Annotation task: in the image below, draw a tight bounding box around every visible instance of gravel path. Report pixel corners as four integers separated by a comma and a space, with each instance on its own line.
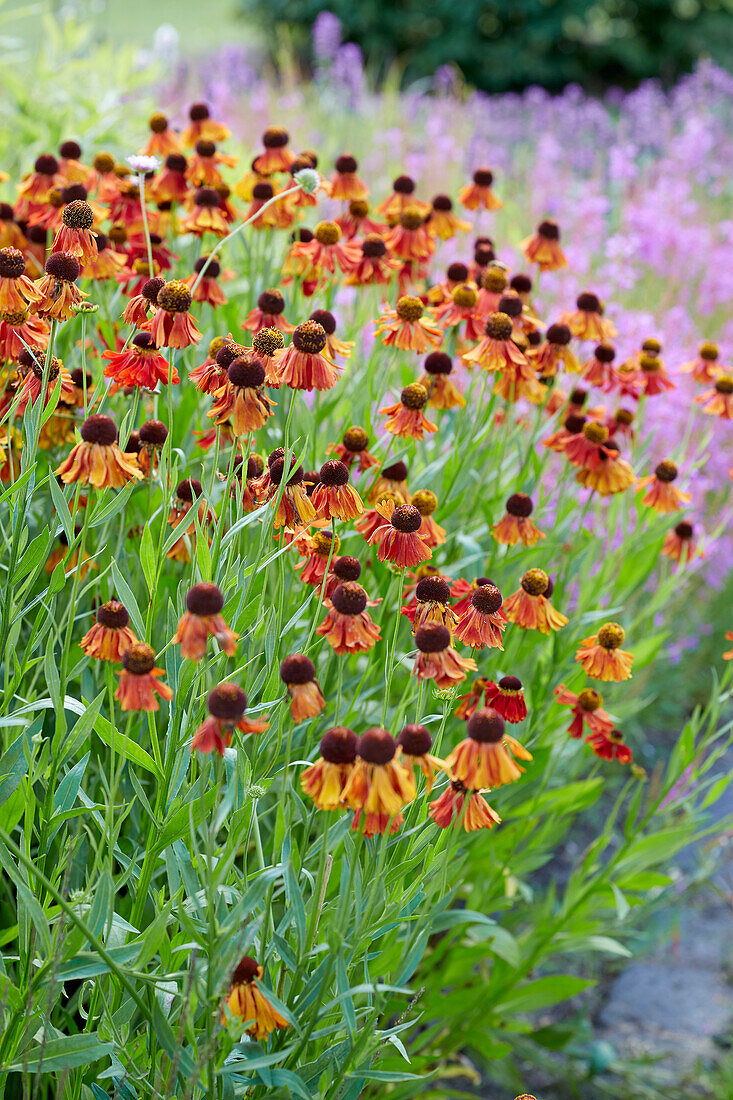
596, 751, 733, 1083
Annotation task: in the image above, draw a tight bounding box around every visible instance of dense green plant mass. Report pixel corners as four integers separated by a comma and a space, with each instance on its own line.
0, 23, 732, 1100
242, 0, 733, 92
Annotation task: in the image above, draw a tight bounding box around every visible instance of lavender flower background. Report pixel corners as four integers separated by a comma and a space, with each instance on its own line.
160, 18, 732, 660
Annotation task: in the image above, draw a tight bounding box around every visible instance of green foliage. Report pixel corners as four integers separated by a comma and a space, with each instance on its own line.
242, 0, 733, 92
0, 25, 731, 1100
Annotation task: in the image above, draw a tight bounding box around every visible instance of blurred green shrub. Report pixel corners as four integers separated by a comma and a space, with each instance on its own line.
242, 0, 733, 92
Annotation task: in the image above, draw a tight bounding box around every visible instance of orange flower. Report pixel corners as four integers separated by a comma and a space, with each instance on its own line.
44, 527, 95, 578
446, 707, 532, 787
55, 414, 143, 490
122, 275, 164, 326
0, 248, 43, 312
586, 727, 633, 764
723, 632, 733, 661
317, 582, 381, 655
454, 677, 492, 720
51, 200, 98, 264
266, 458, 317, 531
575, 622, 634, 682
14, 153, 62, 218
115, 642, 173, 712
80, 600, 137, 662
297, 529, 339, 587
397, 723, 446, 793
150, 280, 201, 349
174, 583, 238, 662
375, 296, 443, 353
401, 574, 457, 634
462, 312, 528, 373
226, 452, 265, 512
661, 519, 704, 567
191, 683, 268, 755
695, 374, 733, 419
375, 176, 431, 222
542, 412, 586, 454
16, 355, 76, 414
554, 684, 615, 739
102, 332, 177, 390
241, 288, 294, 335
182, 187, 229, 237
454, 583, 507, 651
458, 168, 502, 211
323, 554, 364, 601
243, 180, 292, 229
563, 420, 613, 469
34, 252, 88, 320
484, 676, 527, 724
329, 154, 369, 201
150, 153, 189, 204
280, 654, 326, 722
427, 193, 471, 238
412, 623, 477, 689
290, 220, 361, 277
503, 569, 568, 634
450, 576, 495, 616
346, 234, 401, 286
417, 350, 465, 409
341, 728, 416, 836
532, 323, 579, 378
185, 256, 229, 307
0, 309, 49, 362
636, 460, 690, 514
561, 292, 616, 342
433, 283, 485, 342
384, 206, 435, 263
492, 493, 546, 547
520, 219, 567, 271
208, 357, 276, 435
605, 360, 643, 400
181, 102, 231, 146
252, 125, 296, 174
80, 233, 127, 281
581, 343, 617, 387
142, 112, 182, 157
429, 780, 501, 832
327, 425, 379, 471
680, 341, 725, 385
308, 308, 354, 360
380, 383, 437, 441
575, 440, 636, 496
475, 264, 509, 315
166, 477, 212, 562
311, 459, 364, 521
368, 460, 410, 505
366, 500, 432, 569
136, 419, 168, 477
222, 955, 289, 1038
301, 726, 358, 809
428, 260, 471, 304
637, 352, 675, 397
411, 489, 446, 548
271, 320, 341, 391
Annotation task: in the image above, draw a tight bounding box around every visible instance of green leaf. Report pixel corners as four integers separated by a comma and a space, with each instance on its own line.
9, 1033, 114, 1072
110, 559, 146, 638
139, 521, 157, 595
0, 732, 29, 804
495, 975, 595, 1014
93, 710, 162, 781
11, 529, 51, 585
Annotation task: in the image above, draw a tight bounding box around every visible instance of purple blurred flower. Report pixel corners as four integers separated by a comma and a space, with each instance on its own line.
313, 11, 342, 63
